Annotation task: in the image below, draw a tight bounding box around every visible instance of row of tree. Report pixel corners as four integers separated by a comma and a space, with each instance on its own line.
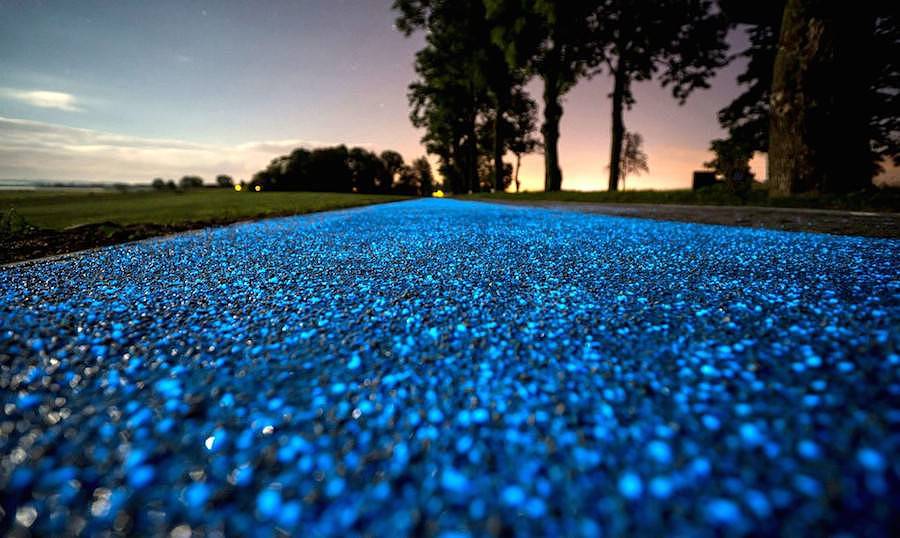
151, 175, 235, 190
395, 0, 728, 194
249, 145, 436, 196
395, 0, 897, 196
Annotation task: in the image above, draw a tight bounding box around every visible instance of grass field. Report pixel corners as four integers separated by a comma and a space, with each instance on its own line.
0, 189, 408, 231
467, 184, 900, 212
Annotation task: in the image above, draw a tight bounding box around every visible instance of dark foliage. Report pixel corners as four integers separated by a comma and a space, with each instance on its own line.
250, 145, 433, 196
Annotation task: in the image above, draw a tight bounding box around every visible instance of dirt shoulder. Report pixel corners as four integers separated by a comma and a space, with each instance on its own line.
485, 200, 900, 239
1, 218, 263, 266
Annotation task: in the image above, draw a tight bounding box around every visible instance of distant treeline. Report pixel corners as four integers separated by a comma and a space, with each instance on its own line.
151, 175, 234, 190
150, 147, 437, 196
249, 145, 436, 196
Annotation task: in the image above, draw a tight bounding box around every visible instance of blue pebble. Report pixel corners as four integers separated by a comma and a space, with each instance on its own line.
649, 476, 673, 499
471, 408, 490, 423
128, 465, 155, 488
647, 440, 672, 464
278, 501, 302, 527
441, 468, 469, 494
17, 393, 41, 410
618, 472, 643, 500
701, 414, 721, 431
797, 439, 821, 459
706, 498, 743, 526
739, 423, 763, 446
184, 483, 212, 508
857, 448, 885, 472
257, 489, 282, 520
501, 485, 526, 506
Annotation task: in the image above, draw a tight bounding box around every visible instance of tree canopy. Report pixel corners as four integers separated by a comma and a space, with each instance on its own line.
249, 145, 434, 196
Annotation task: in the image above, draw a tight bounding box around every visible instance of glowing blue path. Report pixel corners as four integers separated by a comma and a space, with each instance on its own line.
2, 199, 898, 536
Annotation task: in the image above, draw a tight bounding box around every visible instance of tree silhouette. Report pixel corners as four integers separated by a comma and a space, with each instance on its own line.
588, 0, 728, 192
248, 145, 410, 194
412, 157, 435, 196
179, 176, 204, 189
715, 1, 784, 157
397, 0, 491, 194
215, 175, 234, 188
617, 131, 649, 191
505, 88, 540, 192
487, 0, 595, 191
348, 147, 385, 194
704, 137, 754, 197
379, 150, 406, 190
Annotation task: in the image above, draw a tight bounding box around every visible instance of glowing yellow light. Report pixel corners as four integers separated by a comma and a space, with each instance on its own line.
433, 190, 445, 198
254, 185, 261, 192
234, 184, 242, 192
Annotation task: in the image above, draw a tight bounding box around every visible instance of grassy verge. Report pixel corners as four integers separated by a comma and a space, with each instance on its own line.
1, 189, 407, 263
467, 184, 900, 212
0, 189, 408, 230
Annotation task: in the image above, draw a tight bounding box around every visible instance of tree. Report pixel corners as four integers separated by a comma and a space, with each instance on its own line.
397, 0, 487, 194
307, 146, 352, 192
380, 150, 406, 186
397, 0, 523, 194
151, 177, 166, 190
249, 145, 407, 193
412, 157, 435, 196
487, 0, 596, 191
715, 1, 784, 158
393, 165, 420, 195
505, 88, 541, 192
348, 147, 387, 194
718, 1, 898, 194
769, 0, 877, 194
215, 174, 234, 188
616, 131, 649, 190
179, 175, 204, 189
704, 137, 753, 196
589, 0, 729, 191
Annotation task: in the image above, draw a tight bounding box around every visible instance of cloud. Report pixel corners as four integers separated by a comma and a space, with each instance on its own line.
0, 116, 369, 183
4, 89, 82, 112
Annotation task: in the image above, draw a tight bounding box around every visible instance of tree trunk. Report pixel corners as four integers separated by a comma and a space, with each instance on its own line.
493, 103, 505, 192
608, 61, 627, 192
542, 65, 563, 192
450, 141, 463, 194
464, 108, 479, 193
514, 153, 521, 193
768, 0, 874, 195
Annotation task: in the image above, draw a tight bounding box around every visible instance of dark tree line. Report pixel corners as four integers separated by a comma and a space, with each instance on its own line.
397, 0, 897, 196
151, 176, 208, 190
249, 145, 435, 196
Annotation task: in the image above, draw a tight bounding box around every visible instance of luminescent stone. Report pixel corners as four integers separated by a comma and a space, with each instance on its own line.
0, 199, 896, 535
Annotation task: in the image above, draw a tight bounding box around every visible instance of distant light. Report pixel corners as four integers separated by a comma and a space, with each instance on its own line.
234, 184, 242, 192
254, 185, 261, 192
433, 190, 444, 198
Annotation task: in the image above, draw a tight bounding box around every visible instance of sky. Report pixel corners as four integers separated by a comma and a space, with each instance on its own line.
1, 0, 894, 190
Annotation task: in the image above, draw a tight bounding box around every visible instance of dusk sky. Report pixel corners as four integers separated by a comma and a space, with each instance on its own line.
2, 0, 892, 190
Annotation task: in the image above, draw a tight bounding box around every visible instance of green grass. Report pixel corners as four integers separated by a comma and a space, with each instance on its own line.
0, 189, 408, 231
467, 184, 900, 212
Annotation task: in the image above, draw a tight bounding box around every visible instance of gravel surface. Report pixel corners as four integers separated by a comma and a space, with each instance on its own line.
2, 199, 898, 536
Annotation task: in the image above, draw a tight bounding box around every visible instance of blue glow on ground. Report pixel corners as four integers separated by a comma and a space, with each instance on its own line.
1, 199, 898, 535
